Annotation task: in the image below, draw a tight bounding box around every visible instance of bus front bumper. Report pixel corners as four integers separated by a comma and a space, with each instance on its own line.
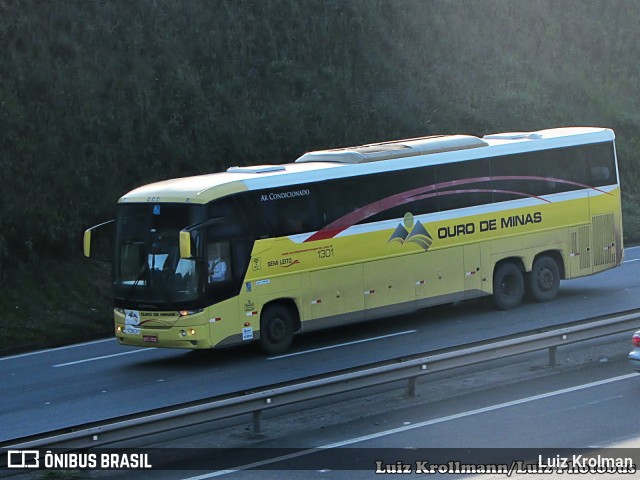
115, 324, 212, 349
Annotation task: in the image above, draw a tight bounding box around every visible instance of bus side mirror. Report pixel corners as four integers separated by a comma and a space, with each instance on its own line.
83, 220, 114, 262
83, 229, 92, 258
179, 230, 193, 259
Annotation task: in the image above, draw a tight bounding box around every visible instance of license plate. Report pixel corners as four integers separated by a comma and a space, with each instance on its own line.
143, 335, 158, 343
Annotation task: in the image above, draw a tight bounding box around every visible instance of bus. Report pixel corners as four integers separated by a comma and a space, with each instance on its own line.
84, 127, 623, 354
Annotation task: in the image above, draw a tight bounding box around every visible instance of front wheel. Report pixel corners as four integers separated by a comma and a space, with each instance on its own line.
259, 304, 295, 355
493, 262, 524, 310
527, 256, 560, 302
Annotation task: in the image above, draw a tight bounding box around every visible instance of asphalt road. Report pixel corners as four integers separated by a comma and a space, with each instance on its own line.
68, 331, 640, 480
1, 247, 639, 442
180, 358, 640, 480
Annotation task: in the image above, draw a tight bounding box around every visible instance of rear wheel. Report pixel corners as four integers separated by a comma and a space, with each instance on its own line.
493, 262, 524, 310
527, 256, 560, 302
259, 304, 295, 355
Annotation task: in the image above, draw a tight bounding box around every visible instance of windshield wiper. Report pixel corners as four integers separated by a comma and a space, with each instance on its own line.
122, 259, 150, 306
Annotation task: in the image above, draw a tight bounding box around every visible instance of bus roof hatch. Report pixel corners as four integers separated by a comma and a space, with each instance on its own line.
295, 135, 488, 164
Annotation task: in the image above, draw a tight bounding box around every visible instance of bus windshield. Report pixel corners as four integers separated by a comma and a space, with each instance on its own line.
113, 203, 205, 309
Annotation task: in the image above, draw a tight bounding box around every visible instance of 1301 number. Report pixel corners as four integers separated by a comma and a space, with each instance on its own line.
317, 248, 334, 259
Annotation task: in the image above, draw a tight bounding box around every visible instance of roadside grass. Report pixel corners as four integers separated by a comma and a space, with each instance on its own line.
0, 257, 112, 353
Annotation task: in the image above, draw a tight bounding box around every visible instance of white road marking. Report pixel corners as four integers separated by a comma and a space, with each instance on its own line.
267, 330, 417, 360
623, 245, 639, 263
181, 372, 639, 478
0, 338, 115, 362
53, 348, 154, 367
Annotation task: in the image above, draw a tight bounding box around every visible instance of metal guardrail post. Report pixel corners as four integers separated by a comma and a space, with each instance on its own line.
407, 377, 417, 397
252, 410, 262, 434
549, 346, 557, 366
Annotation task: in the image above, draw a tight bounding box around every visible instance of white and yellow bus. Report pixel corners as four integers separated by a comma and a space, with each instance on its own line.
84, 127, 623, 354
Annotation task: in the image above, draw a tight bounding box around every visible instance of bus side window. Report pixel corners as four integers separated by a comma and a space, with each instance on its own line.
207, 241, 231, 283
590, 166, 610, 182
586, 142, 616, 186
322, 179, 373, 224
436, 158, 493, 210
253, 188, 323, 236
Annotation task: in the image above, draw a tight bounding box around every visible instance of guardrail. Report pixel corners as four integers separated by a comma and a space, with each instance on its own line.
2, 309, 639, 453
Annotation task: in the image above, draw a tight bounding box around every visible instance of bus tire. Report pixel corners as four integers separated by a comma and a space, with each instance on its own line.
259, 304, 295, 355
527, 256, 560, 302
493, 262, 524, 310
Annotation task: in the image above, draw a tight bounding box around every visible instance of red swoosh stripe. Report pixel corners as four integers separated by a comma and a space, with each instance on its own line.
304, 176, 608, 242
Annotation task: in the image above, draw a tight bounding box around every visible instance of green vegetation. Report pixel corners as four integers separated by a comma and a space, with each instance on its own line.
1, 0, 639, 351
